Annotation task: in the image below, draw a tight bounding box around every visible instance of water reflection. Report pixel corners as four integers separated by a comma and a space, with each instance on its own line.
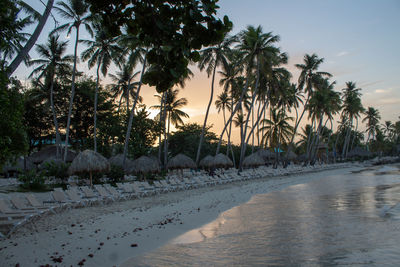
129, 166, 400, 266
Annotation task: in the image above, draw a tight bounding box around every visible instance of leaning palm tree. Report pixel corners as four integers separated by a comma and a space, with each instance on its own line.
80, 23, 123, 152
52, 0, 92, 162
195, 34, 236, 166
362, 107, 381, 143
28, 35, 73, 158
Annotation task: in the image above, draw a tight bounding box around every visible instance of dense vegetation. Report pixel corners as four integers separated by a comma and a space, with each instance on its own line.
1, 0, 399, 174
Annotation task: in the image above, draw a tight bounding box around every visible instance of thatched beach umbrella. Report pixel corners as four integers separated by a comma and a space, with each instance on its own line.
167, 154, 196, 170
131, 155, 160, 174
243, 153, 265, 168
29, 146, 77, 164
68, 150, 110, 186
108, 153, 134, 172
199, 155, 214, 169
213, 153, 233, 168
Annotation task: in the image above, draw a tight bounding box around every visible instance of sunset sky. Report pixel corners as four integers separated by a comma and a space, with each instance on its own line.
15, 0, 400, 144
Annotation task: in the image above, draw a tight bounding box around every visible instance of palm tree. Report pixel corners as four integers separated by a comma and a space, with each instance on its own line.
285, 53, 331, 159
28, 35, 73, 158
215, 90, 231, 131
152, 88, 189, 166
362, 107, 381, 143
341, 81, 364, 157
7, 0, 54, 77
52, 0, 92, 161
260, 109, 293, 149
382, 121, 395, 141
195, 34, 236, 166
108, 64, 140, 113
81, 23, 123, 152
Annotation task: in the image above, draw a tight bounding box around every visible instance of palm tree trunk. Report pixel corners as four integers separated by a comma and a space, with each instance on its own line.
7, 0, 54, 77
216, 67, 252, 155
251, 99, 255, 153
93, 61, 101, 152
285, 95, 309, 164
63, 25, 80, 162
350, 118, 358, 151
245, 99, 267, 145
196, 61, 217, 166
342, 119, 352, 158
256, 99, 262, 148
164, 112, 171, 167
239, 59, 260, 170
158, 92, 165, 164
122, 54, 147, 166
49, 77, 61, 159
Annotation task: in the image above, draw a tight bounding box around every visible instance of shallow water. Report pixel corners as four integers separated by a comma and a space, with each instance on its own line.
130, 165, 400, 266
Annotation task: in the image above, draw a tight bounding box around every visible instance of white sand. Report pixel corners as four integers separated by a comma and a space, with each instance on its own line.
0, 164, 365, 266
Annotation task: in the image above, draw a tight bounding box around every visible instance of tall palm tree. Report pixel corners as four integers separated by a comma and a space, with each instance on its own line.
81, 23, 123, 152
341, 81, 364, 157
234, 26, 284, 170
285, 53, 331, 158
52, 0, 92, 161
362, 107, 381, 143
28, 35, 73, 158
195, 34, 236, 166
382, 121, 395, 141
152, 88, 189, 165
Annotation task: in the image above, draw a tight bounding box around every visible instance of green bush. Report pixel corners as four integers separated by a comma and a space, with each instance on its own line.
106, 164, 125, 183
18, 170, 47, 190
41, 161, 70, 182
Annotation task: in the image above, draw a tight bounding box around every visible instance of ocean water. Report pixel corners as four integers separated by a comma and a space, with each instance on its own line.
129, 165, 400, 266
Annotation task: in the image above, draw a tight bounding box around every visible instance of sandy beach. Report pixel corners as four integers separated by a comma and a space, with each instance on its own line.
0, 163, 364, 266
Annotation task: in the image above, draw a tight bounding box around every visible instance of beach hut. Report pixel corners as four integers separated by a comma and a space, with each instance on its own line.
131, 155, 160, 174
29, 146, 77, 164
108, 153, 134, 172
243, 153, 265, 168
256, 149, 275, 162
213, 153, 233, 168
167, 154, 196, 170
199, 155, 214, 169
68, 150, 110, 186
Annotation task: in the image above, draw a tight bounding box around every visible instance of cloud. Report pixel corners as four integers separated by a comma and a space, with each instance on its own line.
358, 80, 383, 88
378, 98, 400, 105
375, 89, 388, 93
336, 51, 349, 57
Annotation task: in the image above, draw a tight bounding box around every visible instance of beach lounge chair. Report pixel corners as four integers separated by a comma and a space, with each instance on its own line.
80, 186, 98, 199
103, 184, 123, 200
153, 181, 169, 193
159, 180, 176, 191
10, 196, 49, 215
93, 184, 115, 201
141, 181, 156, 194
0, 199, 35, 222
64, 189, 90, 206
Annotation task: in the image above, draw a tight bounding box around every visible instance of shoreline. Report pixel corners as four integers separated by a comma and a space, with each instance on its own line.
0, 163, 367, 266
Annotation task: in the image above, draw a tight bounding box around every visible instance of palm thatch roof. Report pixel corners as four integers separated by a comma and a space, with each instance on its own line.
108, 153, 134, 171
199, 155, 214, 169
68, 150, 110, 175
29, 146, 77, 164
167, 154, 196, 170
2, 157, 35, 173
243, 153, 265, 167
256, 149, 276, 160
131, 155, 160, 174
347, 147, 372, 158
213, 153, 233, 168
